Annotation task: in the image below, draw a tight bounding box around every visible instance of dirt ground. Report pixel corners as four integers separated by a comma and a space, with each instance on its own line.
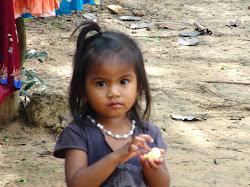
0, 0, 249, 186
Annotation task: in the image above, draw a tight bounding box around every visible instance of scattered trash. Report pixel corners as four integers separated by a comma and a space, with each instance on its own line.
226, 20, 241, 27
214, 159, 220, 165
229, 117, 242, 120
221, 65, 228, 70
194, 22, 212, 35
107, 4, 123, 14
83, 13, 97, 22
25, 49, 52, 62
37, 151, 53, 156
17, 178, 27, 183
178, 31, 202, 37
155, 22, 187, 31
142, 37, 161, 41
41, 139, 48, 144
130, 22, 154, 29
119, 16, 142, 21
170, 114, 201, 121
132, 10, 146, 17
178, 37, 199, 46
161, 127, 167, 134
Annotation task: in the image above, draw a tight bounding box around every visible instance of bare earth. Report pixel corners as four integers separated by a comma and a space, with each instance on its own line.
0, 0, 249, 186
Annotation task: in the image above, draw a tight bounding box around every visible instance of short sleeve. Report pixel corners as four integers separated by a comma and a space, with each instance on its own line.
144, 121, 168, 151
53, 123, 88, 158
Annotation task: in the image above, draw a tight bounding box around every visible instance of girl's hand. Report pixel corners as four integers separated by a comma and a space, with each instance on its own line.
115, 134, 154, 163
139, 148, 165, 170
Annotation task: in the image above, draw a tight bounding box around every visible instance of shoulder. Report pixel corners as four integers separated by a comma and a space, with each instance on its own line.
138, 119, 161, 134
53, 117, 95, 158
61, 118, 91, 137
137, 119, 168, 150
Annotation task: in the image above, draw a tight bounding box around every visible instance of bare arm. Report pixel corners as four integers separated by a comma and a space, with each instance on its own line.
65, 149, 120, 187
65, 134, 153, 187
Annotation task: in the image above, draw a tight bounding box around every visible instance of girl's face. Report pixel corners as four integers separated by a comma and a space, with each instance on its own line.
85, 59, 137, 120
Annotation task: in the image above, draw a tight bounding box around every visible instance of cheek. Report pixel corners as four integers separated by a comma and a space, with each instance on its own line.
87, 93, 105, 112
87, 89, 104, 102
128, 85, 138, 102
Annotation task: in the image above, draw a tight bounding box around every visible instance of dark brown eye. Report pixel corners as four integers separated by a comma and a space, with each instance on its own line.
96, 81, 106, 87
120, 79, 129, 85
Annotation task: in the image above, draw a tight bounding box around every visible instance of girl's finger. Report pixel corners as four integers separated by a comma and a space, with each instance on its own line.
129, 144, 148, 156
153, 157, 164, 165
147, 158, 160, 170
160, 148, 165, 155
133, 135, 153, 152
129, 144, 138, 153
137, 134, 154, 143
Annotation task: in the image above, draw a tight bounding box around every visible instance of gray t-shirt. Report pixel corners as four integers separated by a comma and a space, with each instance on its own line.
54, 117, 168, 187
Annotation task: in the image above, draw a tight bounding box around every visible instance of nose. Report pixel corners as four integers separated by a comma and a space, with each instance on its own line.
107, 85, 120, 98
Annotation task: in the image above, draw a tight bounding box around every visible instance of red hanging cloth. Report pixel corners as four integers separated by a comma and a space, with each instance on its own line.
0, 0, 21, 104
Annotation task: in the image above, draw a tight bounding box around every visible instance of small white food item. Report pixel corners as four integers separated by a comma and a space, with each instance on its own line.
143, 147, 161, 160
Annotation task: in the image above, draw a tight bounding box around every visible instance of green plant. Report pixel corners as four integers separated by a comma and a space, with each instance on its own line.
21, 69, 51, 97
25, 49, 52, 63
20, 50, 52, 105
0, 129, 9, 143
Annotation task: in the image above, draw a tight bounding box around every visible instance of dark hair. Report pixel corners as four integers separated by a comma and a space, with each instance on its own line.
69, 21, 151, 129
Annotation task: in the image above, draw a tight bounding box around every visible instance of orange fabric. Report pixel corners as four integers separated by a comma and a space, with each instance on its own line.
13, 0, 60, 18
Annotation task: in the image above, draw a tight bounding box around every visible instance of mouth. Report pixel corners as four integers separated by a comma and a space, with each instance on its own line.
108, 102, 122, 109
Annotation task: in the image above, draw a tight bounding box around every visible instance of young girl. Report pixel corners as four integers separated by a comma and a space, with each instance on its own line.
53, 21, 170, 187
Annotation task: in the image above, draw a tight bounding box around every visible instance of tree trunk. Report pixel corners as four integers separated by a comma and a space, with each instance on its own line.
0, 91, 20, 124
0, 18, 26, 125
16, 17, 26, 68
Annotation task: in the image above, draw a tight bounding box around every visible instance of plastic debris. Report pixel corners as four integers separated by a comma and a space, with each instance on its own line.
83, 13, 97, 22
170, 114, 200, 121
119, 16, 142, 21
17, 178, 27, 183
178, 31, 202, 37
130, 22, 154, 29
214, 159, 220, 165
178, 37, 199, 46
226, 20, 241, 27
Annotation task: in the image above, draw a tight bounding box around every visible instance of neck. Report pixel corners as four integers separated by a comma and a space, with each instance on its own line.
94, 115, 131, 128
87, 115, 136, 139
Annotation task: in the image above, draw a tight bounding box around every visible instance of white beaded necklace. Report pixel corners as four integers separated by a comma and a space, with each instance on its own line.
87, 115, 136, 139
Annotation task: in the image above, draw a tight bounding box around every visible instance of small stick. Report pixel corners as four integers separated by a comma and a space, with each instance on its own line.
203, 81, 250, 85
194, 22, 212, 35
